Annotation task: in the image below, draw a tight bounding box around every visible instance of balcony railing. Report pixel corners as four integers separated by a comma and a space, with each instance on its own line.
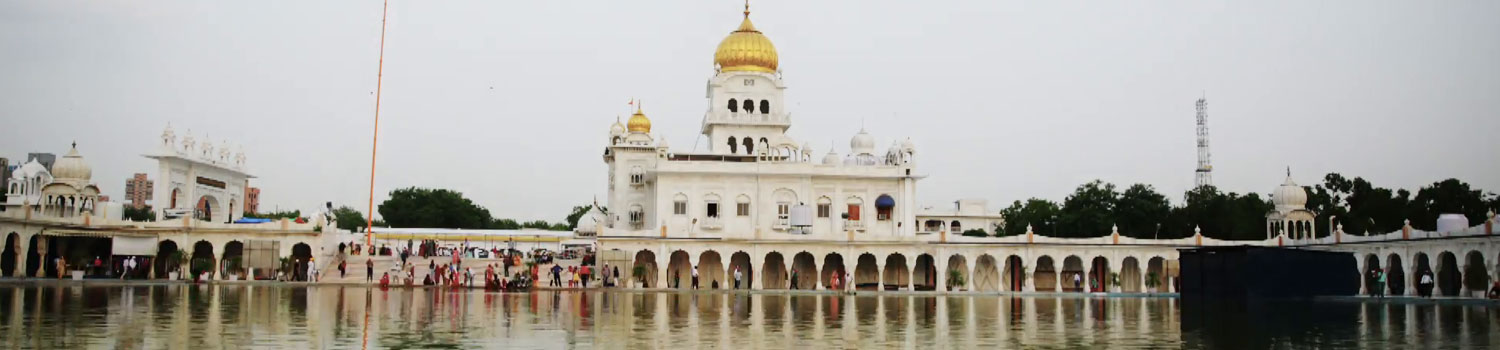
774, 215, 790, 230
701, 216, 723, 230
845, 220, 865, 231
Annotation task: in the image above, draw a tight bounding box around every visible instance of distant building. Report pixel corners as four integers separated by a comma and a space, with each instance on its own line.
27, 152, 56, 171
124, 173, 153, 209
245, 186, 260, 215
0, 158, 9, 202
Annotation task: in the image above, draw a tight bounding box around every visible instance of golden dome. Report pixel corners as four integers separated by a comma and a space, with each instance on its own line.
714, 7, 778, 73
626, 107, 651, 133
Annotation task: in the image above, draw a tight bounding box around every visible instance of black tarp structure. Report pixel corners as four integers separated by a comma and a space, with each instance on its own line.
1179, 245, 1358, 298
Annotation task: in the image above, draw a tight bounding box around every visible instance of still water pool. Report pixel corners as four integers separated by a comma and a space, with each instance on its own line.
0, 284, 1496, 349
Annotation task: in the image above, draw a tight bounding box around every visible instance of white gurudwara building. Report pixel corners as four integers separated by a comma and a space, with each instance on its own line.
601, 5, 988, 240
146, 124, 252, 223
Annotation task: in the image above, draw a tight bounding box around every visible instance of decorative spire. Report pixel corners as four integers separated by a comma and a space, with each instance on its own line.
744, 0, 750, 17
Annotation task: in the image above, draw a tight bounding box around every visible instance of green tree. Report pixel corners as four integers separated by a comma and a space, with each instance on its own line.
565, 205, 592, 229
1059, 180, 1119, 237
1114, 184, 1170, 238
122, 205, 157, 222
245, 210, 303, 221
549, 222, 572, 231
490, 218, 521, 230
521, 220, 552, 229
332, 206, 368, 232
999, 198, 1061, 236
377, 187, 493, 229
1409, 179, 1490, 230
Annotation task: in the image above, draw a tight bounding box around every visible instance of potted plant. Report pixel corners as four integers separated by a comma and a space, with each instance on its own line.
1109, 272, 1121, 293
1144, 271, 1160, 293
632, 265, 647, 288
68, 251, 91, 280
947, 269, 966, 291
169, 249, 188, 280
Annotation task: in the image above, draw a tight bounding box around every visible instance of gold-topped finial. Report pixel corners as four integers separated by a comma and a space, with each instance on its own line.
627, 99, 651, 133
714, 0, 778, 73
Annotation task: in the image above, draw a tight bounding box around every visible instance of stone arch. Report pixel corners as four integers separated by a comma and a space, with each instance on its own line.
762, 252, 787, 290
698, 250, 725, 289
190, 240, 215, 279
1463, 251, 1489, 295
170, 188, 181, 209
973, 254, 1000, 292
790, 252, 818, 290
154, 239, 179, 278
632, 250, 658, 288
1034, 255, 1057, 292
913, 254, 937, 291
1146, 256, 1167, 292
728, 251, 753, 289
1089, 256, 1111, 292
1120, 257, 1143, 293
854, 253, 880, 290
1062, 256, 1085, 292
1413, 253, 1434, 296
883, 253, 910, 290
1003, 255, 1025, 291
195, 195, 220, 222
221, 241, 245, 277
667, 250, 692, 289
1437, 251, 1460, 296
946, 254, 969, 291
727, 98, 738, 112
1, 232, 18, 277
1362, 254, 1383, 295
1385, 254, 1405, 296
821, 253, 846, 289
291, 243, 313, 281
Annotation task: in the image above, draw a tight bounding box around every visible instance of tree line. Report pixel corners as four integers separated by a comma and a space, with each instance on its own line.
322, 187, 587, 232
997, 175, 1500, 241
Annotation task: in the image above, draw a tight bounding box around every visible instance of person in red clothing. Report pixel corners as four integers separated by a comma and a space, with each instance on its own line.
379, 272, 390, 288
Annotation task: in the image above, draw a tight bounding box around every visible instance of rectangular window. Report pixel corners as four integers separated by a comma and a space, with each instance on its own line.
673, 201, 686, 215
736, 203, 750, 216
817, 204, 830, 218
877, 207, 891, 221
847, 205, 861, 221
706, 202, 720, 218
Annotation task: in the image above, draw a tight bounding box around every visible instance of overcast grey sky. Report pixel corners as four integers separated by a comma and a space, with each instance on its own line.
2, 0, 1497, 223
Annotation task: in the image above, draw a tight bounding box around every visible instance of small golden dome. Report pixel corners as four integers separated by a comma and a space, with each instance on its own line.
714, 7, 777, 73
626, 107, 651, 133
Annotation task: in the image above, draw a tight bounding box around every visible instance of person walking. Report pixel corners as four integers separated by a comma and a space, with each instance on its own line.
366, 259, 375, 282
550, 264, 563, 287
581, 265, 591, 288
790, 269, 799, 290
1375, 269, 1387, 298
339, 259, 347, 278
1073, 273, 1082, 292
1420, 271, 1435, 297
691, 265, 700, 289
733, 267, 742, 290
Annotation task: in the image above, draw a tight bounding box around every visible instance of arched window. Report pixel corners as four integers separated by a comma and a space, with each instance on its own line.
672, 193, 688, 215
743, 99, 754, 112
759, 100, 770, 114
950, 220, 962, 232
628, 204, 645, 225
629, 166, 645, 185
735, 195, 751, 217
704, 194, 722, 218
876, 194, 895, 221
846, 196, 864, 222
742, 137, 754, 155
170, 188, 180, 208
816, 197, 832, 218
727, 98, 738, 112
728, 138, 738, 154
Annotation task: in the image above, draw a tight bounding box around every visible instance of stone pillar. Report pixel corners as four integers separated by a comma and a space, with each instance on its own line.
906, 255, 918, 291
843, 254, 855, 292
876, 263, 886, 291
1023, 264, 1036, 292
750, 254, 765, 290
657, 260, 670, 289
935, 257, 948, 292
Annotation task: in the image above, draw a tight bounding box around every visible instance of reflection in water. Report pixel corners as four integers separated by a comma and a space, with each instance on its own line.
1, 285, 1497, 349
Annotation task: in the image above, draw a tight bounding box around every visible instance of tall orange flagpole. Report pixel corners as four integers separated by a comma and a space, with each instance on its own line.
366, 0, 390, 250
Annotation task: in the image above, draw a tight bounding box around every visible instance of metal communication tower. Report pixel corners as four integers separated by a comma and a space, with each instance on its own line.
1194, 96, 1213, 188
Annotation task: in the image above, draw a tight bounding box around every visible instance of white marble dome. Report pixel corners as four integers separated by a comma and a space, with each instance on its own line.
51, 144, 92, 183
850, 129, 875, 155
1272, 175, 1307, 209
822, 150, 841, 165
13, 158, 48, 180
